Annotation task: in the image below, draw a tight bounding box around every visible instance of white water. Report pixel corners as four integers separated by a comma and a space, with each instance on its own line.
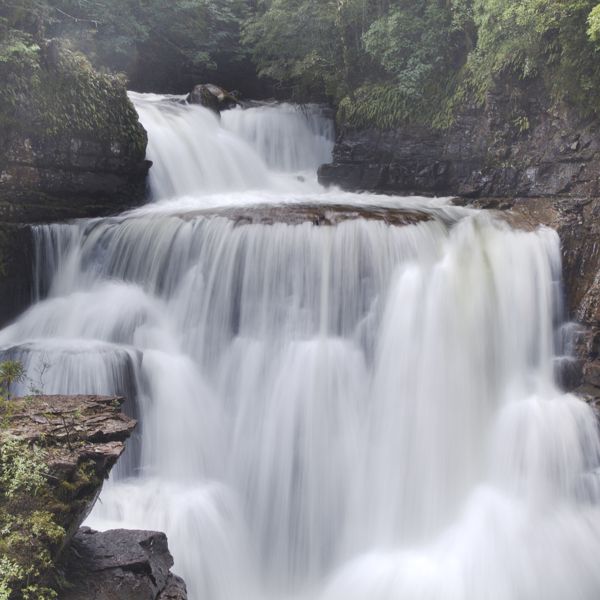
2, 95, 600, 600
131, 93, 334, 199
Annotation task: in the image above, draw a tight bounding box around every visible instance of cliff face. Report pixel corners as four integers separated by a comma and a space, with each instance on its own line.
0, 394, 186, 600
0, 41, 150, 224
319, 84, 600, 199
0, 133, 149, 223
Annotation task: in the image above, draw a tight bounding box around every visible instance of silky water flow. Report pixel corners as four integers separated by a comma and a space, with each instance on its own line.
1, 94, 600, 600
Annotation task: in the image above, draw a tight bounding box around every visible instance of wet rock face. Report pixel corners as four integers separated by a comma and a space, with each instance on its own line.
184, 202, 432, 226
1, 394, 188, 598
0, 134, 151, 223
59, 528, 187, 600
2, 395, 137, 538
0, 223, 34, 326
0, 395, 137, 598
0, 41, 151, 224
319, 87, 600, 199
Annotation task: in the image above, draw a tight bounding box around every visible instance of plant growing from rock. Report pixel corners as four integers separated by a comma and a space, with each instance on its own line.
0, 361, 25, 402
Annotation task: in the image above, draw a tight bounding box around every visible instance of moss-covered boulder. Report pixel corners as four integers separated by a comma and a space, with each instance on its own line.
0, 36, 150, 223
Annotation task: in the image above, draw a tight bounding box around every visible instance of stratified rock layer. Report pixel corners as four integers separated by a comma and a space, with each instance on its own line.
319, 93, 600, 198
0, 134, 150, 223
183, 202, 432, 226
1, 395, 137, 542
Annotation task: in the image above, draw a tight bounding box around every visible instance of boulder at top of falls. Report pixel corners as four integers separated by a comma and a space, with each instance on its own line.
186, 83, 240, 113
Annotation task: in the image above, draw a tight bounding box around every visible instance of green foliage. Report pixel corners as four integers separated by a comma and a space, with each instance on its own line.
244, 0, 600, 129
0, 437, 47, 497
0, 436, 62, 600
0, 361, 25, 401
4, 0, 600, 129
0, 0, 250, 85
243, 0, 342, 98
362, 2, 467, 100
0, 34, 146, 154
466, 0, 600, 107
0, 556, 23, 600
589, 4, 600, 40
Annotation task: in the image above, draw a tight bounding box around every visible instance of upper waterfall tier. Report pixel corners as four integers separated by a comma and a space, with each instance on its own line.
130, 93, 335, 200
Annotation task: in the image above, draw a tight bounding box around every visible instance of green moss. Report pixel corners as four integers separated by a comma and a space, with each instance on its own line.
337, 78, 461, 131
0, 439, 66, 600
0, 420, 106, 600
0, 35, 146, 157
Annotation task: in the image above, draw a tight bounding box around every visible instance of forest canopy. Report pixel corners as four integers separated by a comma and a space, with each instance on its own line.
3, 0, 600, 128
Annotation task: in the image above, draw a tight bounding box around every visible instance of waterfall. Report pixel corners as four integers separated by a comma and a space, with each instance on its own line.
2, 95, 600, 600
131, 93, 334, 199
222, 102, 335, 172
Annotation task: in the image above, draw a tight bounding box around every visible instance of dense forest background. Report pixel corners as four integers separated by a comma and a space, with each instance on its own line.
3, 0, 600, 130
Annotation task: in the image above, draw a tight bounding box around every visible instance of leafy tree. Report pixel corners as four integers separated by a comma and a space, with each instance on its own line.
48, 0, 249, 77
589, 3, 600, 39
468, 0, 600, 109
242, 0, 343, 98
2, 0, 251, 90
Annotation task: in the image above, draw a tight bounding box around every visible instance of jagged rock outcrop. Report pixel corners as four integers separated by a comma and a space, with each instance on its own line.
0, 394, 187, 599
319, 84, 600, 199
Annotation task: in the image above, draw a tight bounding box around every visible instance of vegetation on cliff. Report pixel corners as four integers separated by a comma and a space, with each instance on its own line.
0, 4, 149, 223
0, 363, 136, 600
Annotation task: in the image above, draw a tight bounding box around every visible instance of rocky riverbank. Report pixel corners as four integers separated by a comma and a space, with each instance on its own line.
0, 394, 186, 600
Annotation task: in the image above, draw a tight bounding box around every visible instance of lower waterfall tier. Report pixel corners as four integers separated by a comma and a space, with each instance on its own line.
1, 196, 599, 600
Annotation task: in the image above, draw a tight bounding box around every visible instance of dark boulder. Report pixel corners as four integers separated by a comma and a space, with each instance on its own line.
187, 83, 241, 113
59, 528, 187, 600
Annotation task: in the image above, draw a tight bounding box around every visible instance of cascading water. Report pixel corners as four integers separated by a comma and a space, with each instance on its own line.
2, 94, 600, 600
131, 93, 334, 199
